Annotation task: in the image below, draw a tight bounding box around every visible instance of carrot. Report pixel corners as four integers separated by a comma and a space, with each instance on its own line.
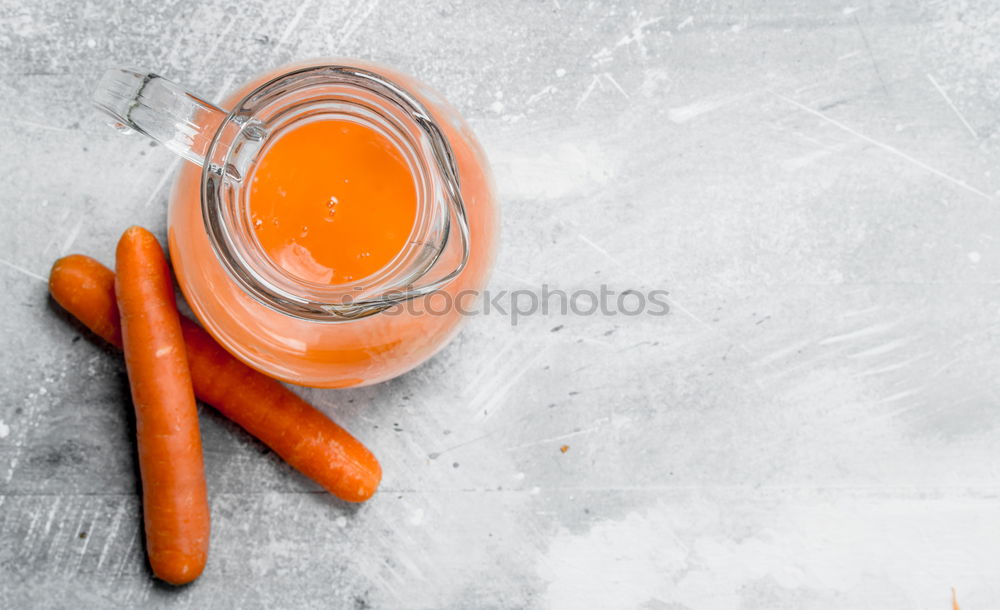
49, 254, 382, 503
49, 255, 122, 347
114, 227, 210, 585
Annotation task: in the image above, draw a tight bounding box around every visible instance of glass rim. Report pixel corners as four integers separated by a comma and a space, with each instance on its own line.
199, 65, 471, 322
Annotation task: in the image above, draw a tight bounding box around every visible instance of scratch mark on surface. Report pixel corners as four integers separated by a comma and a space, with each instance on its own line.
275, 0, 315, 50
141, 158, 182, 208
505, 417, 611, 451
614, 16, 664, 50
857, 353, 931, 377
468, 336, 521, 390
22, 509, 42, 555
930, 352, 965, 379
576, 75, 601, 110
927, 73, 978, 139
818, 322, 897, 345
333, 0, 380, 53
591, 47, 613, 66
781, 146, 842, 172
526, 85, 558, 106
837, 50, 862, 61
756, 341, 809, 366
577, 233, 610, 258
43, 504, 69, 566
668, 93, 750, 124
96, 499, 127, 571
848, 338, 909, 359
777, 94, 993, 201
212, 75, 237, 103
578, 232, 770, 387
1, 117, 77, 133
677, 16, 694, 30
603, 73, 630, 99
839, 305, 882, 319
874, 386, 924, 405
428, 430, 503, 459
0, 257, 46, 282
72, 505, 95, 575
198, 16, 237, 73
472, 346, 548, 422
113, 525, 139, 583
573, 336, 614, 348
59, 216, 84, 255
42, 497, 61, 538
794, 81, 825, 95
853, 14, 889, 96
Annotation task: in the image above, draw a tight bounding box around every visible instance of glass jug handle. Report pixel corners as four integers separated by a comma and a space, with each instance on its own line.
92, 68, 228, 167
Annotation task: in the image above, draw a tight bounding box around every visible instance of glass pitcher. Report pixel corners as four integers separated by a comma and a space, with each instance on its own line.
93, 60, 498, 388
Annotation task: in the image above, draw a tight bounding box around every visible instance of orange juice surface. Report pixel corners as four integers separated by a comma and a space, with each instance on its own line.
248, 119, 417, 284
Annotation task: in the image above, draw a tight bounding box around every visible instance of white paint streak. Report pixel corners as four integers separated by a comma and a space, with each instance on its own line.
781, 146, 844, 172
603, 73, 630, 99
42, 498, 61, 537
212, 74, 237, 103
614, 16, 663, 50
777, 93, 993, 201
668, 93, 748, 124
198, 16, 237, 72
489, 141, 614, 200
333, 0, 380, 53
0, 257, 46, 282
576, 233, 610, 258
848, 338, 909, 359
505, 417, 610, 451
96, 500, 127, 571
59, 216, 83, 255
72, 506, 95, 575
874, 386, 924, 404
275, 0, 314, 49
526, 85, 557, 106
856, 353, 931, 377
472, 346, 548, 423
818, 322, 897, 345
113, 526, 140, 582
576, 75, 601, 110
926, 74, 978, 139
3, 117, 76, 133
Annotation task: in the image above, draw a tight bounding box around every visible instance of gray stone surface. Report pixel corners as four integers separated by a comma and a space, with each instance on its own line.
3, 0, 1000, 608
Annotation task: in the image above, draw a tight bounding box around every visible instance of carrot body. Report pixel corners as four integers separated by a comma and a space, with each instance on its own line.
49, 254, 382, 503
180, 322, 382, 502
115, 227, 209, 585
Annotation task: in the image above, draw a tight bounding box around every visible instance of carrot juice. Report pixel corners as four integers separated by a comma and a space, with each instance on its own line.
166, 60, 498, 388
247, 120, 418, 285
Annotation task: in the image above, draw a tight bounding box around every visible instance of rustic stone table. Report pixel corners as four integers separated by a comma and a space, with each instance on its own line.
2, 1, 999, 607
